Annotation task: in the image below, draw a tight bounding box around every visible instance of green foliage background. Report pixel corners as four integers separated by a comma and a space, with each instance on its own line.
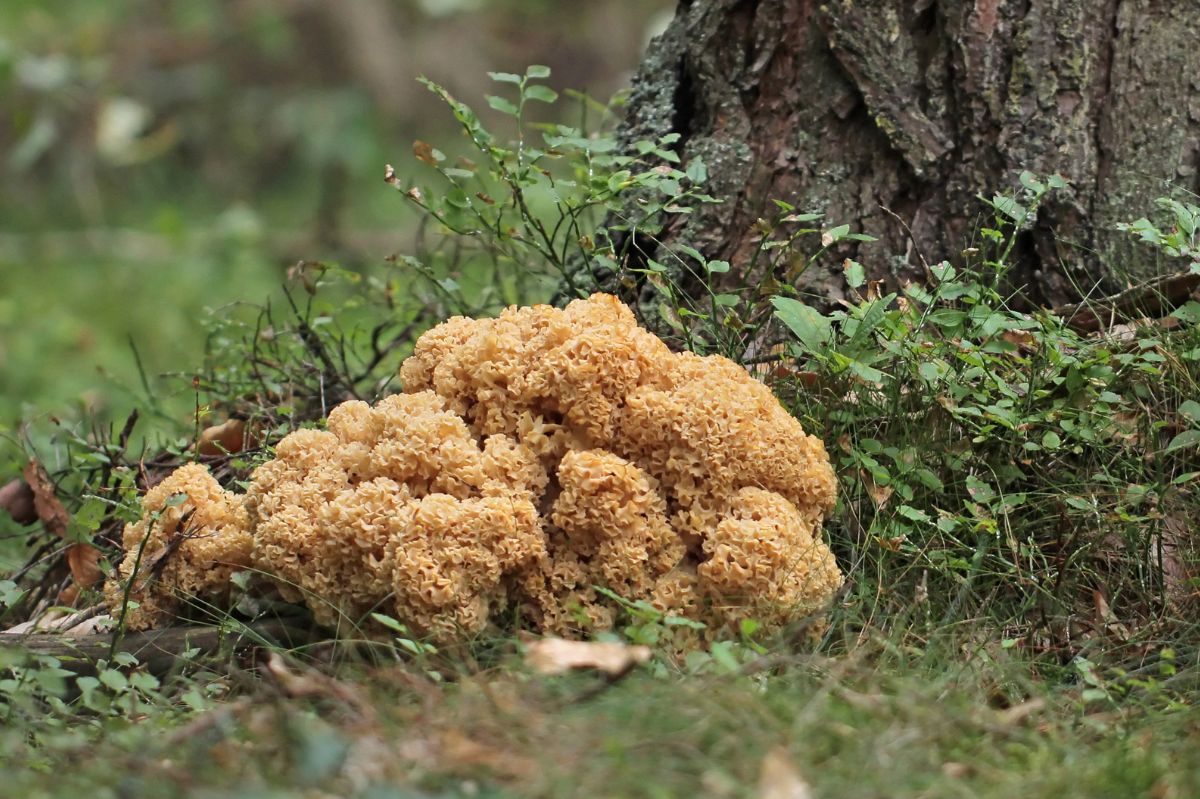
0, 0, 670, 430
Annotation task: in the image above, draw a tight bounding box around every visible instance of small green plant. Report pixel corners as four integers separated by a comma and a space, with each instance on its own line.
1116, 192, 1200, 273
588, 586, 772, 677
755, 175, 1200, 651
369, 612, 440, 660
0, 646, 169, 730
390, 66, 719, 319
593, 586, 706, 647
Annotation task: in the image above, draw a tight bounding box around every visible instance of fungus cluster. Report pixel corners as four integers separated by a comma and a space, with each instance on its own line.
104, 463, 252, 630
106, 294, 842, 641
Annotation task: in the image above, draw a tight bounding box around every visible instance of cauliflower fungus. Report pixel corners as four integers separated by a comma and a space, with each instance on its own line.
107, 294, 841, 641
104, 463, 252, 630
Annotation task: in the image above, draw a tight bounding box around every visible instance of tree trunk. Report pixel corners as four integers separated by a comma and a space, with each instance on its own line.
577, 0, 1200, 309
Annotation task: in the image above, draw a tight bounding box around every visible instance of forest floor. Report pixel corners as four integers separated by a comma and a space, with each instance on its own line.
2, 621, 1198, 799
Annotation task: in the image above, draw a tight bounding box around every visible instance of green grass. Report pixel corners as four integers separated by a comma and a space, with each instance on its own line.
2, 631, 1197, 799
0, 242, 285, 431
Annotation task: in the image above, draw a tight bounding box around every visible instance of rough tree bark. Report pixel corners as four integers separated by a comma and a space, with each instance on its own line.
578, 0, 1200, 309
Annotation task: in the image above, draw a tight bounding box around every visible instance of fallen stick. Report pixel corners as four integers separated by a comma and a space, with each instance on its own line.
1054, 271, 1200, 333
1, 618, 318, 675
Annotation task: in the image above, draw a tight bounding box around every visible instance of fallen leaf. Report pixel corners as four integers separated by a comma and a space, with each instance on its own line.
1092, 589, 1131, 641
1111, 411, 1141, 445
67, 542, 103, 589
438, 730, 534, 778
994, 697, 1045, 726
863, 475, 893, 508
2, 608, 72, 634
57, 584, 80, 606
65, 612, 112, 636
2, 619, 42, 635
757, 747, 813, 799
263, 652, 327, 698
524, 637, 651, 676
1160, 512, 1198, 609
1158, 315, 1181, 331
941, 762, 970, 779
0, 478, 36, 524
23, 461, 68, 536
197, 418, 248, 456
787, 370, 820, 387
262, 652, 374, 721
1001, 330, 1038, 351
23, 460, 103, 599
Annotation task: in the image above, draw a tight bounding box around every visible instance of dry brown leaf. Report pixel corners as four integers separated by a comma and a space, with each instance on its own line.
1160, 512, 1198, 609
197, 418, 248, 456
1158, 315, 1182, 331
757, 747, 813, 799
1111, 411, 1141, 446
264, 652, 328, 698
1092, 589, 1131, 641
2, 609, 71, 634
65, 612, 112, 637
412, 140, 440, 166
787, 370, 820, 387
941, 762, 971, 779
524, 637, 651, 676
23, 461, 68, 536
863, 475, 893, 508
1001, 329, 1038, 351
994, 697, 1045, 726
0, 478, 36, 524
438, 730, 535, 779
287, 260, 326, 295
23, 460, 103, 599
67, 542, 103, 589
262, 652, 374, 721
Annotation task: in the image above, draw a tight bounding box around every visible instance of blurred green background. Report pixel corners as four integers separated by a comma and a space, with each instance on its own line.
0, 0, 672, 434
